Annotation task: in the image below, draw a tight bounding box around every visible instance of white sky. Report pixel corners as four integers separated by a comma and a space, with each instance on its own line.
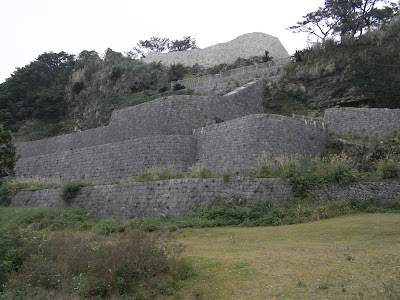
0, 0, 325, 83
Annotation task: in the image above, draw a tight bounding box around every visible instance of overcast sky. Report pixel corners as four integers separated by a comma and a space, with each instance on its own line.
0, 0, 325, 83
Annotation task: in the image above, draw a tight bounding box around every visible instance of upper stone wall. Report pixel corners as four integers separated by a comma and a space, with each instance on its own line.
143, 32, 289, 68
16, 80, 264, 158
324, 108, 400, 137
171, 58, 291, 95
195, 114, 326, 174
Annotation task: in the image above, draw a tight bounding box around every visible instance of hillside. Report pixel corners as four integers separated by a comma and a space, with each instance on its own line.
0, 20, 398, 141
264, 16, 400, 115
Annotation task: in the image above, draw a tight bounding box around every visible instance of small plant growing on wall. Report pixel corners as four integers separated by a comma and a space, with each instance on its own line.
61, 182, 84, 204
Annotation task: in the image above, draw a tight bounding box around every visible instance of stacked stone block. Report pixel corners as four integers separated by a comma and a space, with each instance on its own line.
11, 178, 293, 217
324, 108, 400, 137
171, 58, 291, 95
195, 114, 325, 174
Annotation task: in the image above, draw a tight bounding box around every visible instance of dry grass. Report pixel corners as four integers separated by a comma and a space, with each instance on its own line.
173, 214, 400, 299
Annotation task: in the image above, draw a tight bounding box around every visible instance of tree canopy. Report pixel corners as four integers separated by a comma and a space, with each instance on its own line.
126, 36, 199, 58
0, 51, 75, 130
0, 125, 19, 179
289, 0, 399, 41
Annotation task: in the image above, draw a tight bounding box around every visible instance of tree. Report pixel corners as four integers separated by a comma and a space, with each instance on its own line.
127, 36, 199, 58
288, 7, 338, 42
168, 36, 199, 52
0, 125, 19, 179
288, 0, 399, 41
0, 51, 75, 129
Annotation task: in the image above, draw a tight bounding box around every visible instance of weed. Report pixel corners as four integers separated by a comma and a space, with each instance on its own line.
135, 165, 185, 182
188, 165, 213, 179
319, 283, 329, 290
222, 172, 231, 182
297, 280, 307, 287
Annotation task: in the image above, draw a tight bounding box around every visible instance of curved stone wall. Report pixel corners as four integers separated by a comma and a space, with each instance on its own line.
195, 114, 326, 173
16, 135, 197, 182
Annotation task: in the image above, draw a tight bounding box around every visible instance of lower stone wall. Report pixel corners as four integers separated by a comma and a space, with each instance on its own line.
10, 177, 293, 217
312, 181, 400, 203
9, 179, 400, 218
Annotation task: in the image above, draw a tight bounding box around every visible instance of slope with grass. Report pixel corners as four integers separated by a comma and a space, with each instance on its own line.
174, 214, 400, 299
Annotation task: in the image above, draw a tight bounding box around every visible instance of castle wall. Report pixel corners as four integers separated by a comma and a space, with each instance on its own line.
16, 80, 264, 158
10, 179, 400, 218
16, 135, 197, 182
171, 58, 291, 95
109, 80, 264, 138
10, 177, 293, 217
143, 32, 289, 68
312, 181, 400, 203
195, 114, 326, 174
324, 108, 400, 137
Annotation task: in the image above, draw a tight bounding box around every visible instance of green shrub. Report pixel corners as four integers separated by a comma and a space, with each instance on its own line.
0, 183, 11, 206
72, 81, 84, 94
378, 162, 400, 179
173, 83, 185, 91
61, 182, 84, 204
326, 163, 356, 183
252, 165, 274, 178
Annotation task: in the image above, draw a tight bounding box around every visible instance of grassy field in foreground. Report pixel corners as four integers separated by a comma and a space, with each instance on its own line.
173, 214, 400, 299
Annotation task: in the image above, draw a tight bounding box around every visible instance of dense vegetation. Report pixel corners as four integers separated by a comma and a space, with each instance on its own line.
264, 15, 400, 116
0, 125, 19, 179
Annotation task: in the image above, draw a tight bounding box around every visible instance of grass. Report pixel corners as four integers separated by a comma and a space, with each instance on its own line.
0, 205, 399, 299
173, 214, 400, 299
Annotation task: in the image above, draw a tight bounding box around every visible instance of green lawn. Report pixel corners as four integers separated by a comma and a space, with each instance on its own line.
173, 214, 400, 299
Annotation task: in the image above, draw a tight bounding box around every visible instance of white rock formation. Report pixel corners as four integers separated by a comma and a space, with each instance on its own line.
142, 32, 289, 68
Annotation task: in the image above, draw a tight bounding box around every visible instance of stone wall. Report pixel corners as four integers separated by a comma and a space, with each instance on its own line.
10, 179, 400, 218
195, 114, 326, 173
16, 135, 197, 182
17, 80, 263, 158
143, 32, 289, 68
324, 108, 400, 137
171, 58, 291, 95
10, 177, 293, 217
15, 111, 327, 181
312, 181, 400, 203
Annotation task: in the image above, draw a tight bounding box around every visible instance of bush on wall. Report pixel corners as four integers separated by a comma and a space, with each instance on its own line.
61, 182, 84, 204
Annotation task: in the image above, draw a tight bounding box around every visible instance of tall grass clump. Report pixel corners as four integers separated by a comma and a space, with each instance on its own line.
3, 176, 62, 193
188, 164, 214, 179
1, 177, 64, 207
135, 165, 185, 182
252, 153, 357, 198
